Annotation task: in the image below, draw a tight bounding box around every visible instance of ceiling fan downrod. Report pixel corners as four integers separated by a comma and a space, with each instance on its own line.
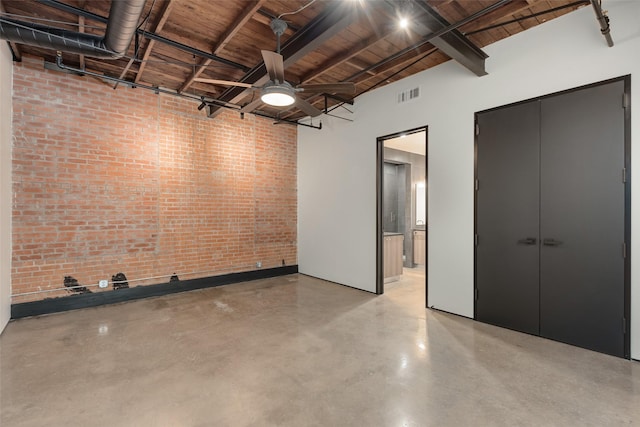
270, 18, 288, 54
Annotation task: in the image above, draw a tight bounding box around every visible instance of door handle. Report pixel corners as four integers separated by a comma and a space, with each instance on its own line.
517, 237, 537, 245
543, 238, 563, 247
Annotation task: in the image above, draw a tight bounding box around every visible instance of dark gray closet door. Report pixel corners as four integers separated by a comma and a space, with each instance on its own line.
539, 80, 625, 357
476, 101, 541, 335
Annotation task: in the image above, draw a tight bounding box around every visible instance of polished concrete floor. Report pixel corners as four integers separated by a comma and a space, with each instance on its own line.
1, 269, 639, 426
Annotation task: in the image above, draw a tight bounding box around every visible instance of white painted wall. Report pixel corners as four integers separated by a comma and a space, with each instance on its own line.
0, 43, 13, 334
298, 1, 640, 358
298, 117, 377, 290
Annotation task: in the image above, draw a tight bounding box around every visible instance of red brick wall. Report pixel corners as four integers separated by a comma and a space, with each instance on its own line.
11, 56, 297, 303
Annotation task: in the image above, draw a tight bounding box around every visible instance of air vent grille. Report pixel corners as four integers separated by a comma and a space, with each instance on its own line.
397, 86, 420, 104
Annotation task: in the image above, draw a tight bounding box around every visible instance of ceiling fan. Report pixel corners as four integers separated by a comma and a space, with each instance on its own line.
195, 18, 356, 118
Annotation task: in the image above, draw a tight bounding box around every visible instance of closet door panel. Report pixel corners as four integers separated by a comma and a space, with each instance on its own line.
539, 80, 625, 357
476, 101, 540, 335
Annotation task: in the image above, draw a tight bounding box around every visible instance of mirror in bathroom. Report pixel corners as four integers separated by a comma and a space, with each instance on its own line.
416, 182, 426, 226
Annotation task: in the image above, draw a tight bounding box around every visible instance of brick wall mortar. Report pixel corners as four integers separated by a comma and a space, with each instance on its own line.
11, 57, 297, 302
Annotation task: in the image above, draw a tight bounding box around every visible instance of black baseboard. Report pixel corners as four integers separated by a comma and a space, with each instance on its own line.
11, 265, 298, 319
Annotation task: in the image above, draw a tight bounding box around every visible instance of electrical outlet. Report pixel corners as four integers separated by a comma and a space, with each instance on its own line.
98, 279, 109, 289
256, 261, 262, 268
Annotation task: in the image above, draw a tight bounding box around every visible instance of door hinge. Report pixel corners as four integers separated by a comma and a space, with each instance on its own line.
623, 317, 627, 333
475, 234, 478, 246
475, 123, 479, 136
623, 93, 630, 109
475, 288, 478, 301
622, 242, 627, 258
622, 168, 627, 183
475, 179, 479, 191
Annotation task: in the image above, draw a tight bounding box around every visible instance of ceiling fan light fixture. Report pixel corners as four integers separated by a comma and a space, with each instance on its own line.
261, 82, 296, 106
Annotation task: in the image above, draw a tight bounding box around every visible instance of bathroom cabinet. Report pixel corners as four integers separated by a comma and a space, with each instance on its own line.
413, 230, 426, 265
384, 234, 404, 281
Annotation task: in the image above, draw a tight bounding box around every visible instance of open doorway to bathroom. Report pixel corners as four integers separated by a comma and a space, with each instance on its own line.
376, 126, 427, 306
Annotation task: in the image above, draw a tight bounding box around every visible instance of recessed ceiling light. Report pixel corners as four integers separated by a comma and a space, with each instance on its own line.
399, 17, 409, 29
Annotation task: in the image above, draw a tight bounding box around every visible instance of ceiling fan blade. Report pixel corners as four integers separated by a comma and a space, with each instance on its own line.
295, 98, 323, 118
261, 50, 285, 83
240, 98, 263, 114
194, 78, 254, 88
296, 82, 356, 95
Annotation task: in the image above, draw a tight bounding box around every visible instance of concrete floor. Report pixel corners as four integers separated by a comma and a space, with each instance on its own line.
1, 269, 639, 426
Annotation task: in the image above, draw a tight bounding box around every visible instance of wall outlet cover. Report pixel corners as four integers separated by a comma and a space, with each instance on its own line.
98, 280, 109, 288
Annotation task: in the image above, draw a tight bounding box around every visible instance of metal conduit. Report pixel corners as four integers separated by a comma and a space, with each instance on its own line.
590, 0, 614, 47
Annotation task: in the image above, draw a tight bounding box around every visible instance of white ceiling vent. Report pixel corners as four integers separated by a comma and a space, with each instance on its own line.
397, 86, 420, 104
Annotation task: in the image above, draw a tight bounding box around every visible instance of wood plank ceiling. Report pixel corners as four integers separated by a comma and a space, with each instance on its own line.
1, 0, 592, 123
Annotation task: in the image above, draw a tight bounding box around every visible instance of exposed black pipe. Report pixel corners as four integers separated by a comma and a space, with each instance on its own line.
141, 32, 249, 71
0, 0, 145, 59
590, 0, 613, 47
358, 49, 438, 100
0, 17, 113, 57
464, 0, 589, 36
54, 54, 320, 130
325, 48, 438, 117
55, 53, 237, 108
34, 0, 249, 71
252, 110, 322, 129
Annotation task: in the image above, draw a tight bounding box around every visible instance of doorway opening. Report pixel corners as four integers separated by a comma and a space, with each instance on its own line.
376, 126, 428, 307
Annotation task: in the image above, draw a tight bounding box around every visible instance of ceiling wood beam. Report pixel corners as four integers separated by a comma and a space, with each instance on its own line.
458, 0, 543, 34
301, 25, 396, 84
78, 15, 85, 69
115, 0, 174, 87
178, 0, 266, 94
207, 1, 358, 117
463, 0, 589, 36
115, 57, 136, 88
0, 0, 21, 60
355, 47, 439, 87
427, 0, 456, 7
134, 0, 174, 83
345, 58, 376, 76
76, 1, 86, 69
